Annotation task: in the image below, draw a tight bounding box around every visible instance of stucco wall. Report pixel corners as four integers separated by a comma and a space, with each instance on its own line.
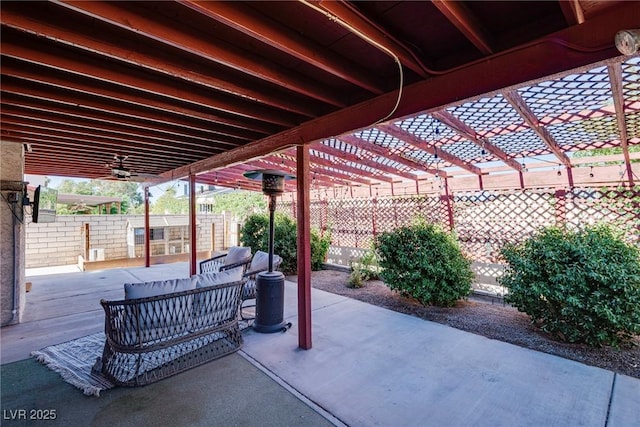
25, 213, 227, 268
1, 141, 26, 326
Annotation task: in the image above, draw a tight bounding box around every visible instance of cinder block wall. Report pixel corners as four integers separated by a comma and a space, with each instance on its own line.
25, 213, 226, 268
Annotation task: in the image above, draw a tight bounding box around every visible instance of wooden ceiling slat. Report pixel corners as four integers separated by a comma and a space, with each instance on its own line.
431, 0, 494, 55
1, 78, 261, 143
0, 115, 219, 158
1, 32, 300, 129
181, 1, 384, 95
1, 54, 282, 135
55, 0, 346, 107
1, 106, 230, 151
0, 3, 321, 118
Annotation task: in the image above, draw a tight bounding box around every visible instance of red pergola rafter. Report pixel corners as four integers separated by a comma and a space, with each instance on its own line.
312, 142, 419, 182
503, 90, 572, 169
339, 134, 445, 177
607, 63, 635, 186
432, 110, 523, 172
376, 123, 483, 175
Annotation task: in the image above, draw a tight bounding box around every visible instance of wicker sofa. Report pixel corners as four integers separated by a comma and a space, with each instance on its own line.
96, 269, 245, 387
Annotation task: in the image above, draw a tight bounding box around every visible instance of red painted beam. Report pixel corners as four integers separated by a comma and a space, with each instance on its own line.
432, 1, 494, 55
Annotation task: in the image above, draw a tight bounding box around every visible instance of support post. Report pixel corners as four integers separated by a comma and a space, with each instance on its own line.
189, 174, 197, 276
144, 186, 150, 268
297, 145, 312, 350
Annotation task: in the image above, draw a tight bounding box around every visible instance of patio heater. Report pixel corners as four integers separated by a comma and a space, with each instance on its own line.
243, 170, 294, 333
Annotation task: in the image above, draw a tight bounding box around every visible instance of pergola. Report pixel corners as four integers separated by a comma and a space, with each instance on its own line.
2, 1, 639, 346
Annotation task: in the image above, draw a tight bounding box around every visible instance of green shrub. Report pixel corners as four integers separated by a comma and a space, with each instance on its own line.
376, 222, 473, 306
347, 248, 380, 288
311, 230, 332, 270
347, 266, 366, 288
240, 213, 330, 273
499, 224, 640, 347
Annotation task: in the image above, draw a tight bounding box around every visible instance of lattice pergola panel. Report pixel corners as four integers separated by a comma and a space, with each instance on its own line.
357, 129, 405, 154
489, 128, 551, 157
440, 139, 499, 163
548, 115, 621, 151
277, 184, 638, 281
325, 198, 378, 248
403, 149, 446, 168
626, 112, 640, 140
518, 65, 612, 121
446, 95, 526, 137
396, 114, 458, 146
321, 138, 420, 175
621, 56, 640, 102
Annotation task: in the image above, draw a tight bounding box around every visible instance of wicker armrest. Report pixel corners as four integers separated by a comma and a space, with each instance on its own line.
199, 253, 227, 274
220, 258, 251, 274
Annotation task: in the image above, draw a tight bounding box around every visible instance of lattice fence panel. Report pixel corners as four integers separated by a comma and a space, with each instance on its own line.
453, 189, 557, 262
273, 186, 638, 264
564, 186, 640, 244
373, 195, 446, 237
326, 198, 376, 248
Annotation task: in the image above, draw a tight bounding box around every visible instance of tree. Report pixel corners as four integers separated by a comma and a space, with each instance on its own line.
151, 187, 188, 214
207, 191, 266, 219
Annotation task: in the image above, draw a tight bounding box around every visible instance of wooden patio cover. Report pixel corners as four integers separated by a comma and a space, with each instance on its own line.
2, 1, 639, 348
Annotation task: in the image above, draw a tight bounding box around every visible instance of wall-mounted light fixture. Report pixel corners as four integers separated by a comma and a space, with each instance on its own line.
615, 29, 640, 55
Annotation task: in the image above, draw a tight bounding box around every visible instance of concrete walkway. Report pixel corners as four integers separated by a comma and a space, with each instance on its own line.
2, 263, 639, 426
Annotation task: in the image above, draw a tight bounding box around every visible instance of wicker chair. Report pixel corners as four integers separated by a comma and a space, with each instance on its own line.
199, 246, 251, 275
240, 251, 283, 320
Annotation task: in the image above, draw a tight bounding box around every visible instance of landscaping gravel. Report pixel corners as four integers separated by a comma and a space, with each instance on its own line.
287, 269, 640, 379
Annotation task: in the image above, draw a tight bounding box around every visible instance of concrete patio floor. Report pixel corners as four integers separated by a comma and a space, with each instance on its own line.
2, 262, 639, 426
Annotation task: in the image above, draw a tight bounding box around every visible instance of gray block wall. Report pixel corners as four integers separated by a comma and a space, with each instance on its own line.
25, 213, 226, 268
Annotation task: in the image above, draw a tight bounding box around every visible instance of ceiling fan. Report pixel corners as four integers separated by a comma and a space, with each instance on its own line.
100, 155, 162, 182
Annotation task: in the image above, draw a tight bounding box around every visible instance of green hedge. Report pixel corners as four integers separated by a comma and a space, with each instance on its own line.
499, 224, 640, 347
240, 213, 331, 273
376, 221, 473, 307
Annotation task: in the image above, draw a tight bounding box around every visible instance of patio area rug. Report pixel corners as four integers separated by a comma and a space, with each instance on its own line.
30, 332, 113, 397
31, 322, 253, 397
